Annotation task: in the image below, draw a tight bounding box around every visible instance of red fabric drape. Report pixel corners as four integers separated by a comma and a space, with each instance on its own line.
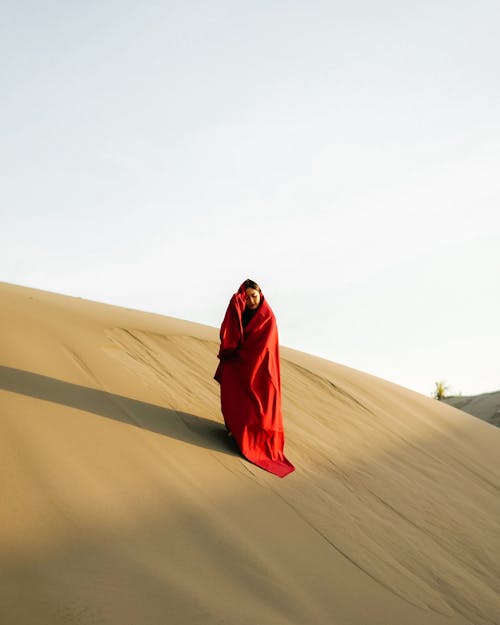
214, 283, 295, 478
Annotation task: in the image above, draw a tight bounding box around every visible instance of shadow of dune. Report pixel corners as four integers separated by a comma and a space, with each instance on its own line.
0, 365, 236, 456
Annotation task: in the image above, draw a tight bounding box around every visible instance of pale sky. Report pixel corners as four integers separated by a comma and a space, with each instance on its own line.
2, 1, 499, 397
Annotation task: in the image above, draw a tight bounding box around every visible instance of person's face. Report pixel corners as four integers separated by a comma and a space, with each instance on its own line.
245, 287, 261, 310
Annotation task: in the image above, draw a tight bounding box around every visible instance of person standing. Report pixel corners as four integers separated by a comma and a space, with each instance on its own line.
214, 279, 295, 477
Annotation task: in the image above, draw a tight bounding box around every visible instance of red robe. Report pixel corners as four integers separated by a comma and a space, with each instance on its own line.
214, 284, 295, 478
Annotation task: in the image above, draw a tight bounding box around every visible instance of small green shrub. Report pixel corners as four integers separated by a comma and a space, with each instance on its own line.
433, 380, 449, 401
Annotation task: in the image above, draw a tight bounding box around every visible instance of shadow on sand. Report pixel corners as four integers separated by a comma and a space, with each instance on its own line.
0, 365, 236, 456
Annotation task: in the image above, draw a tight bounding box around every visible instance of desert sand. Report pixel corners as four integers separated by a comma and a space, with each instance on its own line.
1, 282, 499, 625
444, 392, 500, 428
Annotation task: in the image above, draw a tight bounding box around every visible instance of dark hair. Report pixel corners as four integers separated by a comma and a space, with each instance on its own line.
243, 278, 261, 292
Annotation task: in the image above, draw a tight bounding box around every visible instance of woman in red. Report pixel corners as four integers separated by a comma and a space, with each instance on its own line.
214, 279, 295, 477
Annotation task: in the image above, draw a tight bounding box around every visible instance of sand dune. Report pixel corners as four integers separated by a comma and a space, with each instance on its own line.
444, 392, 500, 428
1, 282, 499, 625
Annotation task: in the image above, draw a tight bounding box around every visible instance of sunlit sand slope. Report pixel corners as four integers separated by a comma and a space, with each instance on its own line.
1, 283, 499, 625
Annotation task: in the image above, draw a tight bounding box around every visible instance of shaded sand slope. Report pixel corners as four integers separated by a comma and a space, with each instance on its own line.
1, 282, 499, 625
444, 392, 500, 428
